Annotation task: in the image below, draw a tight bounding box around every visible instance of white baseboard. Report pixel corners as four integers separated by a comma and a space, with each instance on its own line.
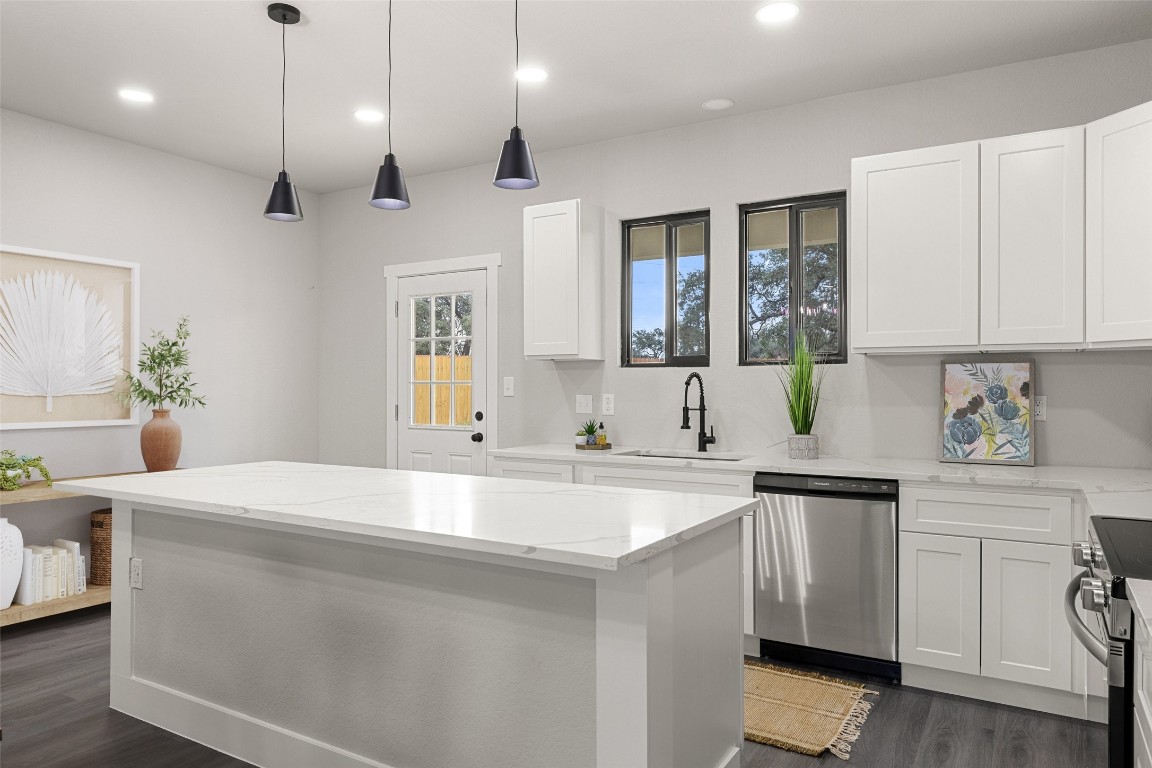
714, 745, 741, 768
111, 675, 393, 768
902, 664, 1108, 723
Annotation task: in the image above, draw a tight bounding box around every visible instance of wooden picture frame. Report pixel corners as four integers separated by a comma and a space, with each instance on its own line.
0, 245, 139, 430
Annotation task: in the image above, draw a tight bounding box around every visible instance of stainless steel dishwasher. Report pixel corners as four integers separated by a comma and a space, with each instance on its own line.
753, 473, 899, 679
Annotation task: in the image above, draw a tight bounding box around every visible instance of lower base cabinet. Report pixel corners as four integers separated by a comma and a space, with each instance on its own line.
899, 531, 1074, 691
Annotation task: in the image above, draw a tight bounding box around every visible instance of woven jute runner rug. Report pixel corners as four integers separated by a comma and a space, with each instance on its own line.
744, 659, 879, 760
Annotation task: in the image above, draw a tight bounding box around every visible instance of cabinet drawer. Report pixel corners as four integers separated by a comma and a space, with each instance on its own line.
1138, 697, 1152, 768
487, 459, 574, 483
576, 466, 752, 497
900, 487, 1071, 544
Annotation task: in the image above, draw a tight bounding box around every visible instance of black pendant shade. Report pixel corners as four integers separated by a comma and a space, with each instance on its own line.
370, 154, 411, 209
264, 171, 303, 221
493, 126, 539, 190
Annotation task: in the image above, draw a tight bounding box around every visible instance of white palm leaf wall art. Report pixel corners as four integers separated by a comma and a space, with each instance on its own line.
0, 270, 122, 412
0, 246, 138, 430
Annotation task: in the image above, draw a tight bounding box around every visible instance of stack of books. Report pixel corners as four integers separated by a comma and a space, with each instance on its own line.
13, 539, 87, 605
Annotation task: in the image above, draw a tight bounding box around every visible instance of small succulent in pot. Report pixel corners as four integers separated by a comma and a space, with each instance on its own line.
579, 418, 599, 444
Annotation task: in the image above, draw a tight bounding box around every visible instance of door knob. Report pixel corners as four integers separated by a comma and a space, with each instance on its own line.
471, 432, 484, 443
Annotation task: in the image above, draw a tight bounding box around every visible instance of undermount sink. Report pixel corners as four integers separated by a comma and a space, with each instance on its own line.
616, 449, 753, 462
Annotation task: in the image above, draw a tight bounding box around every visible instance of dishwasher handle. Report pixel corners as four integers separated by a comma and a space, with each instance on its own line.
1065, 569, 1108, 666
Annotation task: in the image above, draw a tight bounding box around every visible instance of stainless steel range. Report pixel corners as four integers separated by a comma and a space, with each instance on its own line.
1066, 516, 1152, 768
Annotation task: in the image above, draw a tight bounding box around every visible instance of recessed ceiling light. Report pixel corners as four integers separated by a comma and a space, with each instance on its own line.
355, 109, 386, 123
756, 2, 799, 23
515, 67, 548, 83
702, 98, 734, 111
118, 88, 154, 103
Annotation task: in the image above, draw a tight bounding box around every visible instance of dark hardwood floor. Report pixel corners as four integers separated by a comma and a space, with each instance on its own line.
1, 607, 1107, 767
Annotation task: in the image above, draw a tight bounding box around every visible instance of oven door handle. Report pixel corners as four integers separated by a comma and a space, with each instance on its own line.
1065, 569, 1109, 666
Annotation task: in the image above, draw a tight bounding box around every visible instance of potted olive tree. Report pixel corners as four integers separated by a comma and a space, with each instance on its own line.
123, 316, 206, 472
777, 334, 828, 460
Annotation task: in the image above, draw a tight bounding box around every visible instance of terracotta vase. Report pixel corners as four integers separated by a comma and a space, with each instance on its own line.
141, 409, 182, 472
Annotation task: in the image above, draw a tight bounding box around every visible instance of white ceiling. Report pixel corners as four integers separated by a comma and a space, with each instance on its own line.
3, 0, 1150, 194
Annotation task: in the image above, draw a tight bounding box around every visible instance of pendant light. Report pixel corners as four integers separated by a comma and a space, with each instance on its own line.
264, 3, 303, 222
493, 0, 539, 190
369, 0, 410, 209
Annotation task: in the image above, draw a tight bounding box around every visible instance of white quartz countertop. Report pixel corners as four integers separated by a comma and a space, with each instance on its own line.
489, 444, 1152, 521
55, 462, 756, 572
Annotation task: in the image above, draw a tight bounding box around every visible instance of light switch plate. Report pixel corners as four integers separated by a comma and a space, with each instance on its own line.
1035, 396, 1047, 421
576, 395, 594, 413
503, 377, 515, 397
601, 394, 615, 416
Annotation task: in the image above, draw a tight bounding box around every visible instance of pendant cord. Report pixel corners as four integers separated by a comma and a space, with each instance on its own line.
514, 0, 519, 126
280, 18, 286, 171
388, 0, 393, 154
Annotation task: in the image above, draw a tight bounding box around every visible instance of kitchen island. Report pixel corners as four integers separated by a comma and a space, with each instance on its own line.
57, 462, 756, 768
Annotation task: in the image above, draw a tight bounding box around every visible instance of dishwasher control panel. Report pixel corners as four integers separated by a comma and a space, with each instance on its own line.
807, 478, 895, 495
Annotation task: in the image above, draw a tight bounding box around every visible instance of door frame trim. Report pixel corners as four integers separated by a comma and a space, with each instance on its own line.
384, 254, 501, 470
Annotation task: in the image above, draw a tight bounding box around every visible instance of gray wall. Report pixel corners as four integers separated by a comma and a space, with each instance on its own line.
318, 40, 1152, 469
1, 110, 322, 478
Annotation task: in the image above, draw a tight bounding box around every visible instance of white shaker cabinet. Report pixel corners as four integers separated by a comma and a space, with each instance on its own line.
850, 142, 980, 352
980, 128, 1085, 348
1086, 101, 1152, 348
897, 531, 982, 675
487, 458, 575, 483
979, 539, 1072, 690
522, 199, 603, 359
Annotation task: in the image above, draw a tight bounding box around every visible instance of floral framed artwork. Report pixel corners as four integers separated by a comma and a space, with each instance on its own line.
940, 360, 1034, 466
0, 245, 139, 430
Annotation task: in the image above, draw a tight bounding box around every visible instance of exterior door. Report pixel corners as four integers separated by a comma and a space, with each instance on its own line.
396, 270, 486, 475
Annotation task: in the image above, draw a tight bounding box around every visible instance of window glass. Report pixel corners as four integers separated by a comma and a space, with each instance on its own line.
800, 207, 841, 355
674, 222, 707, 357
745, 209, 790, 363
410, 291, 473, 426
629, 225, 666, 364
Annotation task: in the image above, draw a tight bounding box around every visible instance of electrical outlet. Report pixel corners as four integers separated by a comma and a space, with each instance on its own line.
601, 394, 615, 416
503, 377, 515, 397
1035, 396, 1047, 421
129, 557, 143, 590
576, 394, 594, 413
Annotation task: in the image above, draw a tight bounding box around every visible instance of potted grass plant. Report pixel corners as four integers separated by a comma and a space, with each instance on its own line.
776, 334, 828, 460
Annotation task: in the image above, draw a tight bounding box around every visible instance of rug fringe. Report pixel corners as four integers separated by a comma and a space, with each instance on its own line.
827, 693, 877, 760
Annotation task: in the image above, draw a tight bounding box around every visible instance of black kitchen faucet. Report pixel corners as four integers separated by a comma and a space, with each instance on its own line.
681, 372, 717, 452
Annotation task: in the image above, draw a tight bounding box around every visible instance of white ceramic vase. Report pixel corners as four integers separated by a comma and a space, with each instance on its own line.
787, 434, 819, 460
0, 517, 24, 610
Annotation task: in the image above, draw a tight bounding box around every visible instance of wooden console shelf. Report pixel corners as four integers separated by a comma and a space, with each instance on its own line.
0, 585, 111, 627
0, 472, 138, 507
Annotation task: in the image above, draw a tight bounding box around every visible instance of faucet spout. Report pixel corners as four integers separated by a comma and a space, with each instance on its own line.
680, 372, 717, 452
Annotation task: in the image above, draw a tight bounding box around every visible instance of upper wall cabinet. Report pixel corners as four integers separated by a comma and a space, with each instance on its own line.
522, 199, 603, 360
1085, 101, 1152, 349
851, 142, 980, 352
981, 128, 1085, 348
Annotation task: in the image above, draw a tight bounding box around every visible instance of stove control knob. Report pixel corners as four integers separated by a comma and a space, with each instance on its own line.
1080, 577, 1106, 613
1073, 542, 1094, 567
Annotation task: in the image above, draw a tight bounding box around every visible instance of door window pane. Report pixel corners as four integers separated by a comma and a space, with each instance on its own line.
674, 222, 706, 357
800, 207, 841, 355
629, 225, 666, 364
745, 209, 790, 362
409, 291, 474, 428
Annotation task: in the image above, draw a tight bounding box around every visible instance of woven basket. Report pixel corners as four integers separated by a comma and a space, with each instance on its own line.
89, 508, 112, 586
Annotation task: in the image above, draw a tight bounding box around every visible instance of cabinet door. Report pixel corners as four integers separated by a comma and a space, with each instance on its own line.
980, 539, 1071, 690
524, 200, 581, 358
486, 459, 574, 483
742, 514, 755, 636
898, 532, 981, 674
1137, 610, 1152, 757
850, 142, 979, 351
1086, 101, 1152, 346
980, 128, 1085, 348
